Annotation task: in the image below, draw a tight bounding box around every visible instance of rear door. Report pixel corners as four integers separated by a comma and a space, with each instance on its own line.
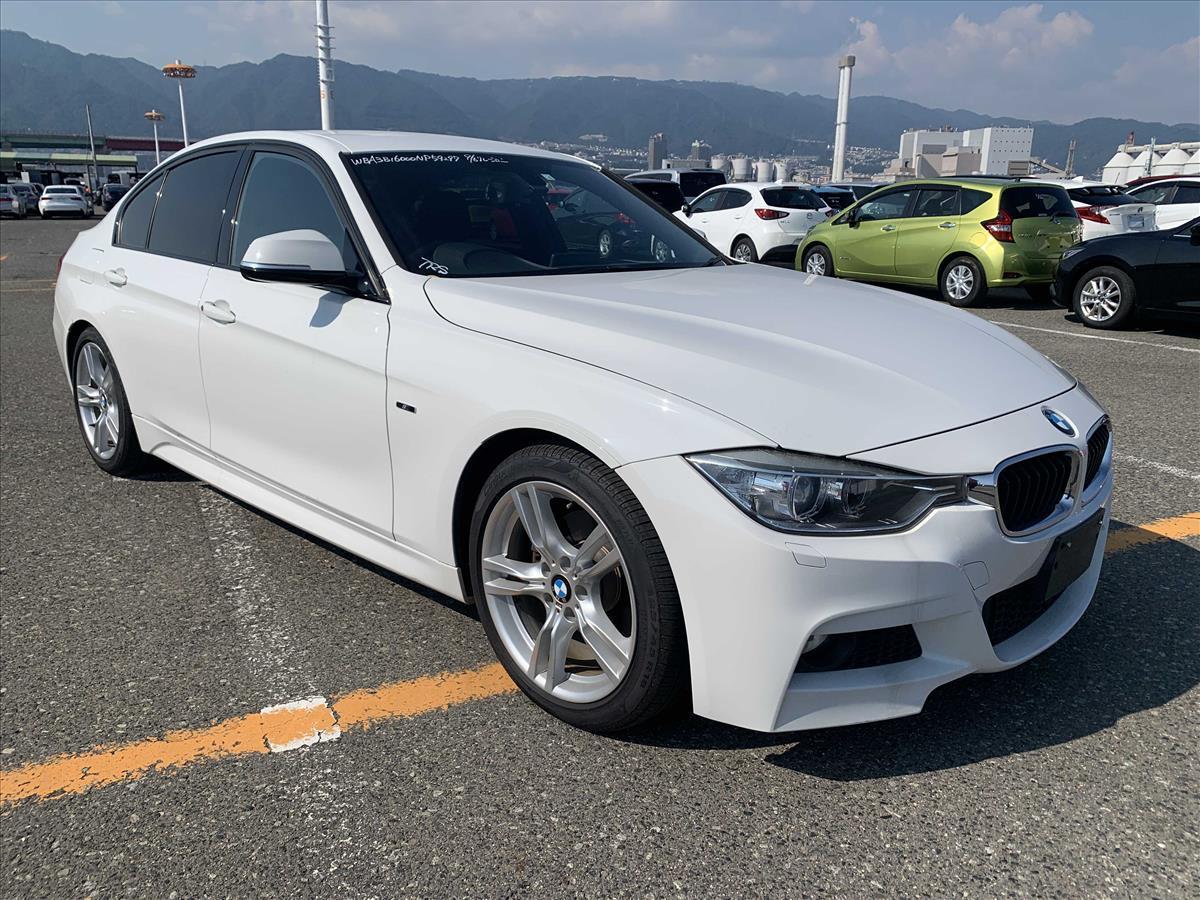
1000, 185, 1080, 277
102, 147, 243, 447
893, 186, 960, 279
834, 186, 914, 277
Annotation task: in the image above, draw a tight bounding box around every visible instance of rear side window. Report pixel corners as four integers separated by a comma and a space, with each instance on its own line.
1170, 184, 1200, 204
912, 188, 959, 218
1001, 186, 1076, 219
232, 152, 353, 267
147, 151, 240, 262
117, 173, 164, 250
960, 188, 991, 215
761, 188, 823, 210
721, 189, 752, 210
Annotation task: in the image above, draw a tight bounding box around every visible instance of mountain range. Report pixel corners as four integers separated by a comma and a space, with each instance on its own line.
3, 30, 1197, 176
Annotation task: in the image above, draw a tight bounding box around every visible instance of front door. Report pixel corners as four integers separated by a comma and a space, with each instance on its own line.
1149, 221, 1200, 313
834, 187, 913, 277
197, 149, 393, 535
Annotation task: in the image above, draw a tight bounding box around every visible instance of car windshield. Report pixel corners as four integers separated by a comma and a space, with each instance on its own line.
1001, 185, 1077, 219
347, 152, 719, 277
678, 171, 726, 197
761, 188, 823, 210
1067, 186, 1138, 206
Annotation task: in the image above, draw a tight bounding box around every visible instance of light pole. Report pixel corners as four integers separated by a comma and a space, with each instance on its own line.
144, 110, 165, 165
162, 60, 196, 147
315, 0, 335, 129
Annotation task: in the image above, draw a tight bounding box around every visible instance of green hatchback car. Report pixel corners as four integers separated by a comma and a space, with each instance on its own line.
796, 178, 1081, 306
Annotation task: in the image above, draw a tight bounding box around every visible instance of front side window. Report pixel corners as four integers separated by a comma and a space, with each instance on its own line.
690, 190, 725, 213
912, 188, 959, 218
147, 151, 240, 262
233, 152, 356, 269
347, 153, 717, 277
1169, 184, 1200, 204
116, 172, 164, 250
855, 189, 913, 222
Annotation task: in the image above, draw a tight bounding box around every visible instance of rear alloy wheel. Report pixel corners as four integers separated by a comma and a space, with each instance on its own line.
470, 444, 688, 732
802, 245, 833, 276
732, 237, 758, 263
71, 327, 148, 476
1074, 266, 1135, 329
940, 256, 987, 307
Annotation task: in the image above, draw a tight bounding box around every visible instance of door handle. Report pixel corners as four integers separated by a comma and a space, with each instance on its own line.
938, 222, 957, 229
104, 268, 127, 287
201, 299, 237, 325
881, 224, 897, 232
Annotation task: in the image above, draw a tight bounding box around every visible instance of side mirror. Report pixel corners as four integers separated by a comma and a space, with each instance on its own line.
1191, 224, 1200, 246
681, 202, 692, 217
240, 229, 358, 291
846, 208, 860, 228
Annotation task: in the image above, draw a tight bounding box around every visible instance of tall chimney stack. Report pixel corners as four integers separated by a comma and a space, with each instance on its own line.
831, 55, 855, 182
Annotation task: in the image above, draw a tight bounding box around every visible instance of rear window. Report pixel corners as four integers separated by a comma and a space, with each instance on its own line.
45, 187, 76, 195
1001, 186, 1076, 219
678, 171, 726, 196
816, 189, 854, 210
761, 188, 823, 210
147, 150, 240, 263
1067, 185, 1138, 206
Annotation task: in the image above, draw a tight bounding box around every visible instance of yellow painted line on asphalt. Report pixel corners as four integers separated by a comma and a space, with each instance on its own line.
1104, 512, 1200, 555
0, 663, 515, 805
1, 511, 1197, 806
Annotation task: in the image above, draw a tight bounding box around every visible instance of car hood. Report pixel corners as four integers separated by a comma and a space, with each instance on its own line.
424, 264, 1073, 458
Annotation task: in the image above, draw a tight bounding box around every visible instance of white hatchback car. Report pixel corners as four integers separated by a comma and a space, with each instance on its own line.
1063, 180, 1156, 241
54, 131, 1113, 734
675, 182, 832, 264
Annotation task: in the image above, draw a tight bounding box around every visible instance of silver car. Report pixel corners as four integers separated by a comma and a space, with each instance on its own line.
0, 184, 30, 218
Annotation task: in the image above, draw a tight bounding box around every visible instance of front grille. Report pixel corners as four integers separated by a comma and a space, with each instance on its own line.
981, 576, 1060, 646
1084, 419, 1110, 489
794, 625, 921, 673
996, 451, 1073, 533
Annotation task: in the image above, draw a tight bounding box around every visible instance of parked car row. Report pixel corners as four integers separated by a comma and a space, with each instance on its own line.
791, 176, 1198, 330
1, 182, 96, 218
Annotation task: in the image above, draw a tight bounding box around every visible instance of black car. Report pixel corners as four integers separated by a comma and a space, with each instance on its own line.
1054, 218, 1200, 329
626, 179, 686, 213
101, 183, 130, 211
814, 186, 856, 211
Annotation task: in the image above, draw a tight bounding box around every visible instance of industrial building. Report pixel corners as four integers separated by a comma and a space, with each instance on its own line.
883, 126, 1035, 179
1, 132, 183, 185
1102, 141, 1200, 182
647, 132, 667, 170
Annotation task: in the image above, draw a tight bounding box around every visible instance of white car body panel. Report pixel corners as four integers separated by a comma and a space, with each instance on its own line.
52, 130, 1112, 733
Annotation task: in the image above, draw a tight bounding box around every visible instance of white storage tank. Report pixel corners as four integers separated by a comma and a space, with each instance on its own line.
731, 156, 753, 181
773, 161, 791, 182
754, 159, 774, 182
1102, 150, 1134, 184
709, 154, 732, 177
1186, 148, 1200, 175
1128, 148, 1161, 180
1158, 146, 1191, 175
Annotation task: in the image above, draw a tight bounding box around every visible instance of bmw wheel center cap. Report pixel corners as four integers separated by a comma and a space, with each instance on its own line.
552, 576, 571, 603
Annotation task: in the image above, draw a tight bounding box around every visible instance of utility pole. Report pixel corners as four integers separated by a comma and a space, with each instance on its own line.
144, 110, 165, 165
831, 55, 855, 182
1065, 139, 1076, 177
85, 104, 99, 192
316, 0, 335, 129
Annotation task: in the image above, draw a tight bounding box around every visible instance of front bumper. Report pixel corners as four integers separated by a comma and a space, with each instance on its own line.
618, 388, 1111, 733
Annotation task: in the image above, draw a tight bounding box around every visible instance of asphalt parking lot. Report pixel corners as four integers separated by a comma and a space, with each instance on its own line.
2, 217, 1198, 898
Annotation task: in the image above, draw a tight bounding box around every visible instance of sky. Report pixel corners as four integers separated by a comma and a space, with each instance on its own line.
1, 0, 1197, 124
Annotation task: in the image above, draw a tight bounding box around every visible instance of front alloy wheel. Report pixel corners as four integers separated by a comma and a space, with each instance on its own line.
470, 444, 688, 732
1074, 266, 1135, 329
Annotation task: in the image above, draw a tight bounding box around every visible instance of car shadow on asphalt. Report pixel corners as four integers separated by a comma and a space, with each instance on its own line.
619, 523, 1200, 779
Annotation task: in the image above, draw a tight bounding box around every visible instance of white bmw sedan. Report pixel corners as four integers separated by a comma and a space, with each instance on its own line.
53, 132, 1113, 733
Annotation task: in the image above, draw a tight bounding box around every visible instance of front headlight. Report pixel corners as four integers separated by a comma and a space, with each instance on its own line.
687, 449, 966, 535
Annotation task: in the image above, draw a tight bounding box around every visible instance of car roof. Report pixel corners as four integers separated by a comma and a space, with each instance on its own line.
180, 130, 596, 169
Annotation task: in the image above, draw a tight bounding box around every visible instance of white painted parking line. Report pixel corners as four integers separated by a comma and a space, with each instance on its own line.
990, 321, 1200, 353
1114, 454, 1200, 482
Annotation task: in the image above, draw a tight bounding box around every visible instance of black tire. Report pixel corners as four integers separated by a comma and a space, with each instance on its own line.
469, 443, 688, 732
939, 255, 988, 307
801, 244, 834, 277
1072, 265, 1136, 330
731, 236, 758, 263
1025, 283, 1054, 303
70, 327, 149, 476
